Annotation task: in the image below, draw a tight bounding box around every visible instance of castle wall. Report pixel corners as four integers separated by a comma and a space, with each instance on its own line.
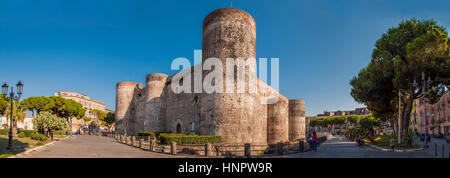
161, 65, 218, 136
201, 8, 268, 145
113, 8, 307, 147
144, 73, 168, 132
266, 93, 289, 145
289, 99, 306, 141
115, 82, 137, 134
132, 84, 145, 136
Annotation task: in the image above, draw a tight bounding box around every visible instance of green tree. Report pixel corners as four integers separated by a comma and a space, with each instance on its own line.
89, 109, 106, 128
48, 96, 85, 136
102, 112, 115, 133
3, 99, 27, 136
358, 115, 380, 141
0, 94, 8, 115
22, 96, 55, 116
350, 19, 450, 144
32, 111, 67, 140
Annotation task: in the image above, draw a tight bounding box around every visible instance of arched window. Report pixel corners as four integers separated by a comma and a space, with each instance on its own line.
176, 123, 182, 134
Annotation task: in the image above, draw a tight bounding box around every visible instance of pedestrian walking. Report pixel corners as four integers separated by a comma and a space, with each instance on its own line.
390, 138, 395, 152
312, 132, 318, 152
306, 134, 312, 147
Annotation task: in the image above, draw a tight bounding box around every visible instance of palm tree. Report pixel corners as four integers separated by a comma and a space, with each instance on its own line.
6, 100, 26, 136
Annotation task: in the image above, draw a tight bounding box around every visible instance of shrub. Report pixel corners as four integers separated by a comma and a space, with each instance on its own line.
36, 142, 44, 146
19, 130, 37, 137
138, 131, 156, 139
30, 133, 48, 142
0, 129, 8, 135
53, 130, 66, 136
160, 134, 222, 145
18, 132, 25, 138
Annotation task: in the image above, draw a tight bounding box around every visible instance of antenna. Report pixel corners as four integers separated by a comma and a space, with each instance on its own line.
230, 0, 232, 8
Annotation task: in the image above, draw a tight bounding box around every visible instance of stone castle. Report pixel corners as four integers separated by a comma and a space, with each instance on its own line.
115, 8, 306, 146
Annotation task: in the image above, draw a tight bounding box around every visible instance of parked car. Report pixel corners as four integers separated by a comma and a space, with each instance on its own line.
445, 134, 450, 143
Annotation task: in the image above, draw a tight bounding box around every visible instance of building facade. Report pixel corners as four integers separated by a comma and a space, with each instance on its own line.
0, 116, 34, 130
416, 90, 449, 136
115, 8, 307, 146
315, 107, 371, 117
55, 91, 109, 133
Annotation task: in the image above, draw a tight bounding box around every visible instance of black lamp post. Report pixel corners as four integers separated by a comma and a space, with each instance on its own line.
2, 81, 24, 150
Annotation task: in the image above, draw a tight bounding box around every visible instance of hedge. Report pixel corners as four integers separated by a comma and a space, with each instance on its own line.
138, 131, 155, 139
0, 129, 7, 135
18, 132, 26, 138
53, 130, 66, 136
160, 134, 222, 145
30, 133, 48, 141
19, 130, 37, 137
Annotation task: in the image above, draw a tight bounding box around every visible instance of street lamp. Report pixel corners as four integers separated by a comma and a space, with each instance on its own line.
2, 81, 24, 150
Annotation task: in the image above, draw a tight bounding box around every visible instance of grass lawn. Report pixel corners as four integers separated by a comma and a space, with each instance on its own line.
0, 134, 53, 158
53, 135, 69, 140
369, 135, 422, 150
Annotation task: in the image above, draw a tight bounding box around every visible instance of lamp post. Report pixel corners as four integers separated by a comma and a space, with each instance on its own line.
2, 81, 24, 150
398, 90, 403, 144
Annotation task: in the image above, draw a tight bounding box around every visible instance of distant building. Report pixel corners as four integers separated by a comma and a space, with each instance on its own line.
414, 90, 449, 136
0, 116, 34, 130
55, 91, 111, 134
313, 107, 371, 118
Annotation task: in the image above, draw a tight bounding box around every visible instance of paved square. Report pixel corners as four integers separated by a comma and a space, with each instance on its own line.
19, 135, 179, 158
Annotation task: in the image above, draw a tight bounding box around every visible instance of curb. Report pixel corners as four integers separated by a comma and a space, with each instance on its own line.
367, 143, 424, 152
8, 136, 72, 158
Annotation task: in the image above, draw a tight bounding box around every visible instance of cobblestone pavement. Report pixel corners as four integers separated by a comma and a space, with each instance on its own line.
278, 136, 448, 158
19, 135, 181, 158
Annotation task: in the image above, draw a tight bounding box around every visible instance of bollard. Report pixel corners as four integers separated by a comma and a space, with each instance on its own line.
299, 140, 304, 152
435, 144, 437, 158
443, 144, 445, 159
131, 136, 136, 146
150, 139, 156, 151
139, 139, 143, 148
244, 143, 251, 157
205, 143, 212, 157
171, 142, 177, 155
277, 142, 283, 155
148, 136, 151, 142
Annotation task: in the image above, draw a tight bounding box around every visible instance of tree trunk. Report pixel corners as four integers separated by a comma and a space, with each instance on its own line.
391, 118, 397, 136
49, 129, 54, 140
12, 120, 17, 136
401, 89, 415, 145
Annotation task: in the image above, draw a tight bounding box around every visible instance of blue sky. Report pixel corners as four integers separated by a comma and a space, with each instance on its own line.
1, 0, 449, 116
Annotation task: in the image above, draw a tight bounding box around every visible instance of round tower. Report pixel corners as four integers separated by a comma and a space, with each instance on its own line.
203, 8, 256, 63
145, 73, 168, 101
115, 81, 136, 134
201, 8, 265, 145
267, 97, 290, 145
289, 99, 306, 141
144, 73, 168, 132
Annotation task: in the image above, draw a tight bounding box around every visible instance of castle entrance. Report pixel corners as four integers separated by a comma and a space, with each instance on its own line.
176, 124, 181, 134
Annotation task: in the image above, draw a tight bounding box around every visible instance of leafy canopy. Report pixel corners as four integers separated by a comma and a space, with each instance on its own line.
350, 19, 449, 122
